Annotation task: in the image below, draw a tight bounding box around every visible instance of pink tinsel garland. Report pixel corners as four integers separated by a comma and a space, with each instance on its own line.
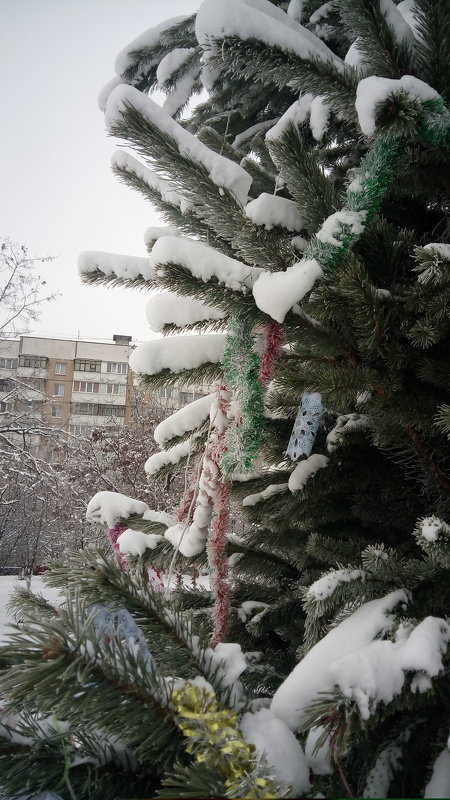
258, 320, 283, 386
208, 479, 231, 648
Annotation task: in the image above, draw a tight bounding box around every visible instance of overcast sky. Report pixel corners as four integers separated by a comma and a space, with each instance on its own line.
1, 0, 196, 344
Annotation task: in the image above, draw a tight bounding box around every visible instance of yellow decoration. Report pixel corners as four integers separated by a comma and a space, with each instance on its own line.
170, 683, 288, 799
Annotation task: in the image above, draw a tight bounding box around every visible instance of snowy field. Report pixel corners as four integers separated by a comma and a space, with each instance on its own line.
0, 576, 62, 645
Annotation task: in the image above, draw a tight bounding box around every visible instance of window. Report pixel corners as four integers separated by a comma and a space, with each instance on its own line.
55, 361, 67, 375
51, 405, 63, 418
106, 362, 127, 374
69, 424, 95, 437
18, 355, 47, 369
73, 380, 99, 393
21, 376, 45, 391
0, 378, 12, 392
0, 358, 17, 369
71, 402, 99, 416
98, 404, 125, 417
180, 391, 195, 405
73, 359, 101, 372
0, 401, 13, 413
53, 383, 65, 397
102, 383, 126, 395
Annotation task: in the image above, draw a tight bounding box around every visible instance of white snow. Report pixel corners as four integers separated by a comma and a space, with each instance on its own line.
143, 508, 176, 527
288, 453, 329, 492
270, 589, 407, 731
129, 334, 226, 376
397, 0, 420, 38
233, 119, 278, 148
425, 748, 450, 798
379, 0, 415, 47
149, 236, 263, 291
0, 576, 62, 645
146, 292, 225, 333
304, 725, 332, 775
355, 75, 439, 136
98, 76, 123, 112
326, 413, 370, 452
419, 516, 445, 543
306, 569, 365, 601
154, 393, 215, 445
145, 439, 195, 476
114, 16, 189, 76
117, 528, 163, 555
243, 482, 289, 506
143, 226, 181, 248
195, 0, 342, 69
105, 85, 252, 206
287, 0, 304, 21
78, 251, 154, 281
164, 520, 208, 557
244, 193, 304, 232
162, 70, 199, 118
237, 600, 270, 622
316, 210, 367, 247
309, 95, 331, 141
240, 708, 311, 795
344, 39, 366, 69
86, 492, 149, 528
266, 95, 314, 144
423, 242, 450, 260
112, 151, 186, 209
156, 48, 195, 85
252, 258, 323, 322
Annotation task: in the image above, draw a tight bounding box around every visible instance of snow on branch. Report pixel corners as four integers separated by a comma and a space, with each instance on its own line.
355, 75, 439, 137
78, 251, 154, 282
112, 151, 187, 210
149, 236, 264, 291
86, 491, 150, 529
244, 193, 305, 232
195, 0, 343, 68
114, 16, 190, 77
146, 292, 225, 333
105, 85, 252, 206
129, 334, 226, 377
154, 393, 215, 445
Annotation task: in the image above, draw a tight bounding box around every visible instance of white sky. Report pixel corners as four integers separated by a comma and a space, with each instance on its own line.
0, 0, 196, 344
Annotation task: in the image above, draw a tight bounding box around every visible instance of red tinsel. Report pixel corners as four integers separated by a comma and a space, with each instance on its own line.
258, 320, 283, 386
107, 523, 127, 570
207, 479, 231, 649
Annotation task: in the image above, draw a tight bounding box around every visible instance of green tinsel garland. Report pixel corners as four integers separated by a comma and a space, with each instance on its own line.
220, 315, 265, 477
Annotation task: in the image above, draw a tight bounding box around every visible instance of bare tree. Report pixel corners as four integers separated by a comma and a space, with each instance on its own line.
0, 238, 57, 338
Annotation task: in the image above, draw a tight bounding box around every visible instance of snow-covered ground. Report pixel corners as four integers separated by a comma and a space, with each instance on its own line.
0, 576, 62, 645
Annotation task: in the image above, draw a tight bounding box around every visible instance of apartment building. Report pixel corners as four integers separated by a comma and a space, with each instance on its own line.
0, 334, 208, 445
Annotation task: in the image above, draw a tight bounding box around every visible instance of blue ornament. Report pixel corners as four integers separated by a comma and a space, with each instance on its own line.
89, 604, 156, 671
286, 392, 324, 460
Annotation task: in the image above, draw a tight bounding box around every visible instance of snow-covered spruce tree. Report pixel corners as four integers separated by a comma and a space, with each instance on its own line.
2, 0, 450, 797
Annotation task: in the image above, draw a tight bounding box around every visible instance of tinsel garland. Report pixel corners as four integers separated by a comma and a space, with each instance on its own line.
170, 683, 284, 799
286, 97, 450, 459
221, 315, 265, 477
107, 523, 127, 569
258, 320, 283, 386
207, 479, 231, 648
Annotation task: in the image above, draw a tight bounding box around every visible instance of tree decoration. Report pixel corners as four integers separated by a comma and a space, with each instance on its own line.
286, 392, 325, 461
107, 523, 127, 569
170, 683, 283, 799
207, 479, 231, 649
221, 316, 265, 477
258, 321, 283, 386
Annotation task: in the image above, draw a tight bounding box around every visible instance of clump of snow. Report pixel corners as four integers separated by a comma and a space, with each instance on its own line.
233, 119, 278, 148
345, 38, 366, 68
149, 236, 263, 291
86, 491, 149, 528
309, 95, 331, 140
424, 748, 450, 799
243, 482, 288, 506
237, 600, 270, 623
105, 85, 252, 206
164, 520, 207, 557
117, 528, 163, 555
316, 209, 367, 247
326, 413, 370, 452
379, 0, 415, 47
162, 70, 200, 118
112, 151, 187, 210
240, 708, 311, 795
78, 251, 154, 281
129, 334, 226, 376
244, 193, 304, 232
423, 242, 450, 260
143, 226, 181, 249
196, 0, 342, 68
355, 75, 439, 136
287, 0, 304, 21
288, 453, 329, 492
252, 259, 323, 322
114, 16, 189, 76
146, 292, 225, 333
98, 76, 123, 112
418, 516, 449, 543
397, 0, 420, 38
145, 439, 195, 477
305, 725, 332, 775
156, 47, 195, 85
266, 95, 314, 144
306, 569, 365, 601
270, 589, 408, 731
143, 508, 176, 527
154, 394, 215, 445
